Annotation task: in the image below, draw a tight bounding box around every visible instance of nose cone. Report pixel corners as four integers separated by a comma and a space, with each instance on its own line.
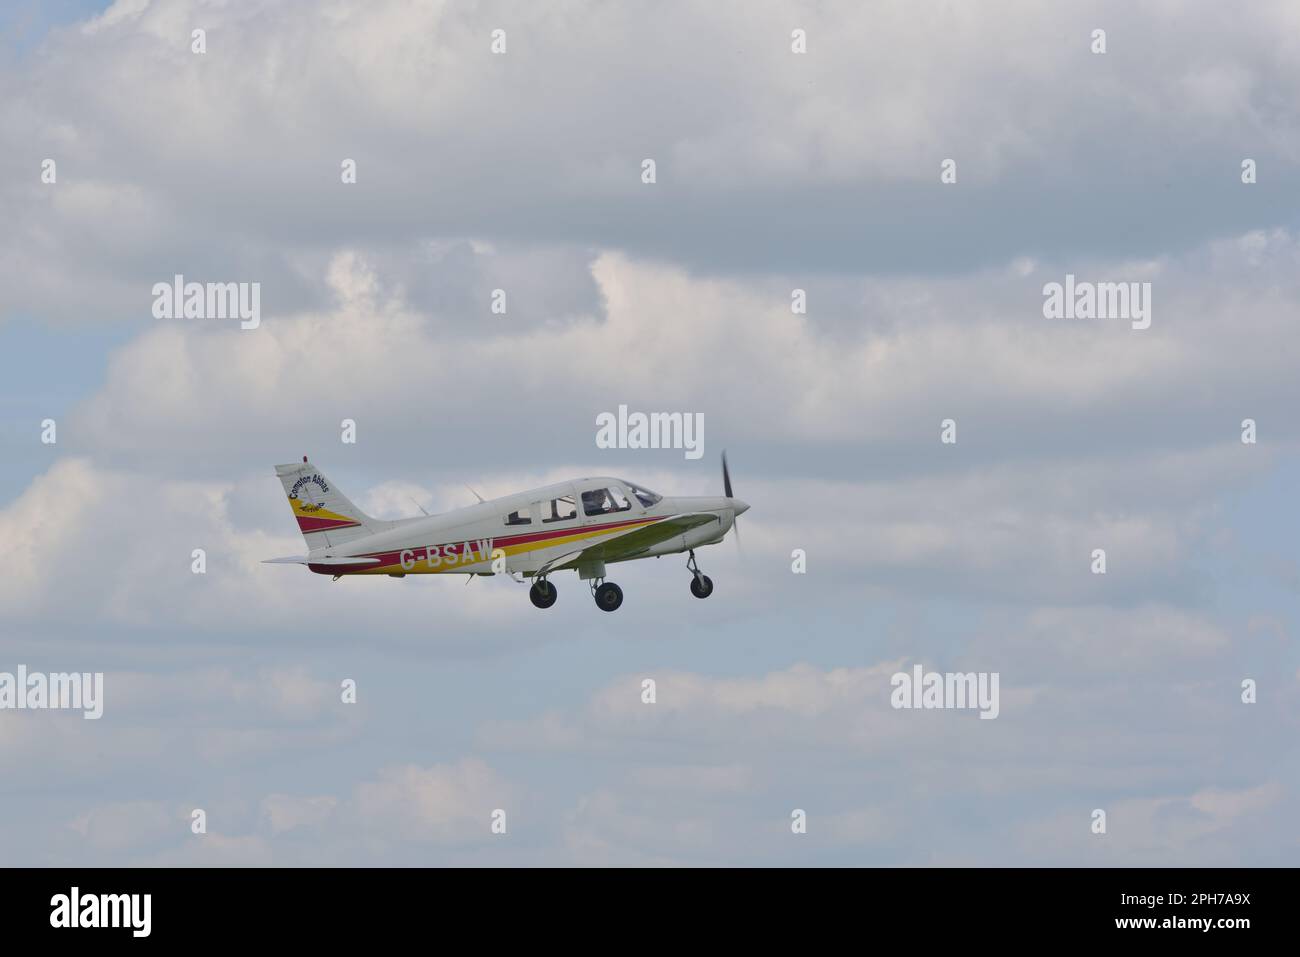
732, 499, 750, 517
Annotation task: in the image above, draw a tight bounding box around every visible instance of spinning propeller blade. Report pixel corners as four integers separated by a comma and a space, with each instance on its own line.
722, 450, 742, 552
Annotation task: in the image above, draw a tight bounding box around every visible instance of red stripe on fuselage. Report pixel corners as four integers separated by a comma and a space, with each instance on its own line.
346, 515, 660, 567
489, 515, 657, 549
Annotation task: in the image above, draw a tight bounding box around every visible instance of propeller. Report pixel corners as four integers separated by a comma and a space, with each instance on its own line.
722, 450, 741, 549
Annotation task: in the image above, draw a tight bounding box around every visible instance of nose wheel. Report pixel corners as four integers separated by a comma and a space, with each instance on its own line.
686, 550, 714, 599
592, 579, 623, 612
529, 579, 557, 609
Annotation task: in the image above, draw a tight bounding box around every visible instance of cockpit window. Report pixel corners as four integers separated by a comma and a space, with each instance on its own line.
624, 481, 662, 508
582, 486, 632, 516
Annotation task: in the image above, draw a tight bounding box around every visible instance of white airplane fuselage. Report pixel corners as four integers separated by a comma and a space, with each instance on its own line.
316, 485, 738, 578
266, 460, 748, 610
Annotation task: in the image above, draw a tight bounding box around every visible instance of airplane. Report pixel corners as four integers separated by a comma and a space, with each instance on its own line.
263, 455, 750, 612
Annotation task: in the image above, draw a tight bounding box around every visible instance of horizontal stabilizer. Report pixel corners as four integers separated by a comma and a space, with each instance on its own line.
262, 555, 381, 566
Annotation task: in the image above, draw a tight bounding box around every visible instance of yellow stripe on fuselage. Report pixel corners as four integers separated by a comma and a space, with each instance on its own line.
347, 517, 660, 575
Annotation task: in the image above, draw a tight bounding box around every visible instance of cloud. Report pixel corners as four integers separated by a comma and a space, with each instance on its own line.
1018, 783, 1289, 865
260, 793, 339, 836
69, 799, 178, 853
50, 228, 1300, 485
355, 758, 511, 845
485, 662, 1297, 863
8, 0, 1300, 325
49, 757, 514, 865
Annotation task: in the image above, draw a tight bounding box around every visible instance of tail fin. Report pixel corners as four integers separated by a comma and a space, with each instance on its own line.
275, 459, 383, 548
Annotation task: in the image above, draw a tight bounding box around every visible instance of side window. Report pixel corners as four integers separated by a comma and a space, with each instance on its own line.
582, 487, 632, 516
542, 495, 577, 524
504, 506, 531, 526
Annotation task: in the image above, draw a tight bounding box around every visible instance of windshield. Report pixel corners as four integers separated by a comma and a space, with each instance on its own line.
623, 481, 662, 508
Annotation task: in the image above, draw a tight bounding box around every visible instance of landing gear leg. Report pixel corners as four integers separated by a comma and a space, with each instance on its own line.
687, 550, 714, 599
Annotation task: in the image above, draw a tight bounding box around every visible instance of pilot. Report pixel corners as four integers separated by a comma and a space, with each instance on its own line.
583, 489, 609, 514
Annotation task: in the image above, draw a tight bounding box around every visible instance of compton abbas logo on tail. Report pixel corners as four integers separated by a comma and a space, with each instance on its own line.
289, 474, 330, 512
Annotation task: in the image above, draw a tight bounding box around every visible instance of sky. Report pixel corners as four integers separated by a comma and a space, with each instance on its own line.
1, 0, 1298, 866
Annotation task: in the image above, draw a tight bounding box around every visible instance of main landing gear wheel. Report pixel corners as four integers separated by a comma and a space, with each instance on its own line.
530, 580, 557, 609
686, 549, 714, 599
594, 581, 623, 612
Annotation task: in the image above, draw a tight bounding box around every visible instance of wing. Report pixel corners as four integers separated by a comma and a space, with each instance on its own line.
539, 512, 720, 575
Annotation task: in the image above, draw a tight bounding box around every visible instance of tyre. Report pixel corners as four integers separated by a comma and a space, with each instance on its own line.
594, 581, 623, 611
690, 575, 714, 599
530, 580, 557, 608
